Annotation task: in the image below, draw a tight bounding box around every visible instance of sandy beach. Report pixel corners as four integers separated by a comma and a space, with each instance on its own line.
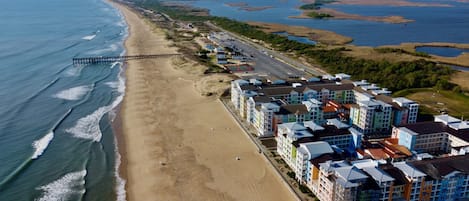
112, 2, 297, 201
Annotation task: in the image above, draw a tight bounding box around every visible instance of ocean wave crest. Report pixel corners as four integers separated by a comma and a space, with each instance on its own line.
65, 106, 108, 142
88, 44, 119, 55
31, 131, 54, 160
35, 170, 87, 201
53, 85, 93, 101
82, 34, 96, 41
66, 92, 123, 142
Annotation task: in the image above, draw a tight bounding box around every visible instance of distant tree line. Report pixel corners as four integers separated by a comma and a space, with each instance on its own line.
307, 12, 334, 19
299, 0, 337, 10
375, 47, 431, 58
131, 0, 455, 92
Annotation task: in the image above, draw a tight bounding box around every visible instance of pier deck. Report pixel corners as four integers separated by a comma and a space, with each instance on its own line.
72, 54, 180, 65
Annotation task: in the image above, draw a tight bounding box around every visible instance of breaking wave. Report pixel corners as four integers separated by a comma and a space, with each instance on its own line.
53, 85, 94, 101
35, 170, 87, 201
31, 132, 54, 160
82, 34, 96, 41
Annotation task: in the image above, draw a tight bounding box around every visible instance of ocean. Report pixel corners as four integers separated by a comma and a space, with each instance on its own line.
189, 0, 469, 46
0, 0, 127, 200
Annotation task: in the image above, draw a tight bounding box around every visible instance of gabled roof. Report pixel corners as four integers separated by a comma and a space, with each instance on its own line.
410, 154, 469, 180
276, 104, 309, 115
362, 167, 395, 183
298, 141, 334, 160
278, 122, 306, 132
304, 121, 324, 131
393, 162, 426, 178
399, 121, 469, 142
381, 165, 409, 186
334, 166, 369, 187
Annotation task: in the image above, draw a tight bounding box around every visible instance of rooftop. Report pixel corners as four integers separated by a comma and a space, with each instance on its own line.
410, 154, 469, 180
334, 166, 369, 187
435, 114, 461, 125
276, 104, 309, 115
398, 121, 469, 142
362, 167, 395, 183
298, 141, 334, 160
393, 162, 426, 178
380, 165, 408, 186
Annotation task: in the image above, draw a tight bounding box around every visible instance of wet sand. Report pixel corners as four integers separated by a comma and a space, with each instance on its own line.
112, 2, 297, 201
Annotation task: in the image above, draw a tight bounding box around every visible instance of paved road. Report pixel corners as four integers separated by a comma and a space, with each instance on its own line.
206, 22, 325, 78
211, 32, 306, 79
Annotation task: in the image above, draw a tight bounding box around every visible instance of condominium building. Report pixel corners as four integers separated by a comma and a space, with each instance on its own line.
392, 97, 419, 125
276, 122, 315, 168
253, 102, 280, 137
409, 155, 469, 201
295, 141, 334, 183
350, 98, 392, 135
314, 160, 370, 201
392, 114, 469, 153
310, 155, 469, 201
230, 79, 249, 110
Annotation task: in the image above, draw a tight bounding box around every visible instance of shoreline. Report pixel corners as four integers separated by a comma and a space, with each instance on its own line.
108, 1, 131, 201
110, 1, 298, 201
246, 21, 469, 68
300, 0, 452, 7
224, 2, 274, 11
247, 21, 353, 45
380, 42, 469, 67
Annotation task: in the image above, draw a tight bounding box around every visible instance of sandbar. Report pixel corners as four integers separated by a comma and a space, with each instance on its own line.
291, 8, 414, 24
225, 2, 274, 11
301, 0, 451, 7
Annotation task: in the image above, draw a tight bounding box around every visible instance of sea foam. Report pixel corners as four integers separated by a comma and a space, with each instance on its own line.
82, 34, 96, 41
114, 139, 127, 201
66, 93, 123, 142
36, 170, 87, 201
31, 131, 54, 160
53, 85, 93, 101
88, 44, 119, 55
66, 106, 108, 142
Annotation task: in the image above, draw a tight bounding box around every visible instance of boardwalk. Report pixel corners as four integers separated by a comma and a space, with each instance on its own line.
72, 54, 180, 65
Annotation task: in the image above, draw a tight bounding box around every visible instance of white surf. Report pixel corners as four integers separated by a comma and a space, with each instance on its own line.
82, 34, 96, 41
35, 170, 87, 201
31, 131, 54, 160
53, 85, 92, 101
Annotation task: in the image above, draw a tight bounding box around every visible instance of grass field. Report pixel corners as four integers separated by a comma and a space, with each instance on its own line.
451, 71, 469, 91
398, 88, 469, 118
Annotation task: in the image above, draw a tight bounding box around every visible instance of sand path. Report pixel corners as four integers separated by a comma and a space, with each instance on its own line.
114, 3, 297, 201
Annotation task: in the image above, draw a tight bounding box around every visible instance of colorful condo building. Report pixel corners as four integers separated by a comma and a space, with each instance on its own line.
392, 114, 469, 154
229, 75, 469, 201
309, 155, 469, 201
231, 75, 419, 137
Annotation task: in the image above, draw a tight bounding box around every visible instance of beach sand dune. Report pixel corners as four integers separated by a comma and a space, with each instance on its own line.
113, 3, 297, 201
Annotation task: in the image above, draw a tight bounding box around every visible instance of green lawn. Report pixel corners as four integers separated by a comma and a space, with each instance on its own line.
397, 88, 469, 118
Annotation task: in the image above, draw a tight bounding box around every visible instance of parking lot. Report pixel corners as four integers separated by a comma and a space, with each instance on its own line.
210, 32, 307, 79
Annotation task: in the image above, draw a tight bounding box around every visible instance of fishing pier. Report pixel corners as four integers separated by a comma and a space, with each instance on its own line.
72, 54, 180, 65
